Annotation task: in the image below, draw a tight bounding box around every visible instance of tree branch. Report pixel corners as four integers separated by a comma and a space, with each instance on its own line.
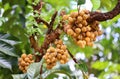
47, 11, 58, 34
67, 49, 78, 63
88, 0, 120, 22
35, 17, 49, 27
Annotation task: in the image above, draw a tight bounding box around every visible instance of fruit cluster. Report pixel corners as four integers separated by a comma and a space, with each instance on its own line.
62, 10, 102, 48
43, 39, 69, 69
18, 54, 34, 73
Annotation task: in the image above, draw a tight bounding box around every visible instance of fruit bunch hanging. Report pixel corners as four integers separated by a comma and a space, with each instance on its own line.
43, 39, 69, 69
18, 54, 34, 73
63, 9, 102, 48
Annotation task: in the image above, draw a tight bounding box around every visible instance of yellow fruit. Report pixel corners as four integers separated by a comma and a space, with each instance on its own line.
21, 54, 27, 59
78, 23, 83, 28
46, 59, 51, 64
82, 27, 87, 32
68, 17, 74, 23
61, 45, 67, 50
60, 60, 65, 64
75, 28, 81, 34
77, 16, 83, 22
49, 47, 55, 52
21, 61, 26, 66
24, 57, 29, 62
27, 54, 33, 60
67, 29, 74, 36
62, 15, 69, 20
86, 32, 91, 37
85, 37, 90, 42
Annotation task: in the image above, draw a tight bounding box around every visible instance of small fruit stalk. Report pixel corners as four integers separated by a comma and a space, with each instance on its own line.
43, 39, 69, 69
62, 9, 102, 48
18, 54, 34, 73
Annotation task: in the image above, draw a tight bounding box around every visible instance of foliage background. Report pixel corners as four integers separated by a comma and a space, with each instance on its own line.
0, 0, 120, 79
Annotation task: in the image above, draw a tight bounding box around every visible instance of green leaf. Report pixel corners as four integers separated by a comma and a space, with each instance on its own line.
92, 61, 109, 70
91, 0, 101, 10
42, 70, 72, 79
101, 0, 112, 10
78, 0, 86, 5
0, 56, 12, 70
12, 74, 27, 79
76, 62, 88, 72
0, 33, 18, 57
27, 61, 42, 79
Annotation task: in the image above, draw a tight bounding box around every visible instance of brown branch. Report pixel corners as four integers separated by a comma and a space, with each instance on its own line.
47, 11, 58, 34
35, 17, 49, 27
88, 0, 120, 22
67, 49, 78, 63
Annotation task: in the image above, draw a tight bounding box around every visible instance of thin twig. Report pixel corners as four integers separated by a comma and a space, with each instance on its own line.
67, 49, 78, 63
35, 17, 49, 27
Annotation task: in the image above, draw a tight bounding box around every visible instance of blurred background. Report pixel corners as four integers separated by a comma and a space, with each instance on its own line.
0, 0, 120, 79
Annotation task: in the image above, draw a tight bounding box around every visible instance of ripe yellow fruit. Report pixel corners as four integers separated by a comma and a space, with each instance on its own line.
77, 16, 83, 22
68, 17, 74, 23
67, 29, 74, 36
21, 54, 27, 59
78, 23, 82, 28
24, 58, 29, 62
82, 27, 87, 32
60, 60, 65, 64
86, 32, 91, 37
75, 28, 81, 34
28, 54, 33, 60
85, 37, 90, 42
62, 15, 69, 20
21, 61, 26, 66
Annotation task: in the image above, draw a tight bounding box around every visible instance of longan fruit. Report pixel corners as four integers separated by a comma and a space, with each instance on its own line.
68, 17, 74, 23
62, 15, 69, 20
77, 16, 83, 22
19, 66, 24, 70
77, 40, 83, 46
75, 28, 81, 34
79, 11, 84, 16
57, 44, 61, 48
90, 33, 95, 39
46, 59, 51, 64
60, 60, 65, 64
61, 45, 67, 50
70, 12, 78, 18
21, 54, 27, 59
82, 27, 87, 32
58, 40, 63, 44
86, 32, 91, 37
49, 46, 55, 52
78, 35, 83, 40
28, 54, 33, 60
67, 29, 74, 36
86, 26, 91, 31
78, 23, 83, 28
82, 20, 87, 26
24, 57, 29, 62
83, 14, 89, 19
21, 61, 26, 66
18, 58, 22, 62
61, 55, 66, 59
85, 37, 90, 42
73, 33, 77, 38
